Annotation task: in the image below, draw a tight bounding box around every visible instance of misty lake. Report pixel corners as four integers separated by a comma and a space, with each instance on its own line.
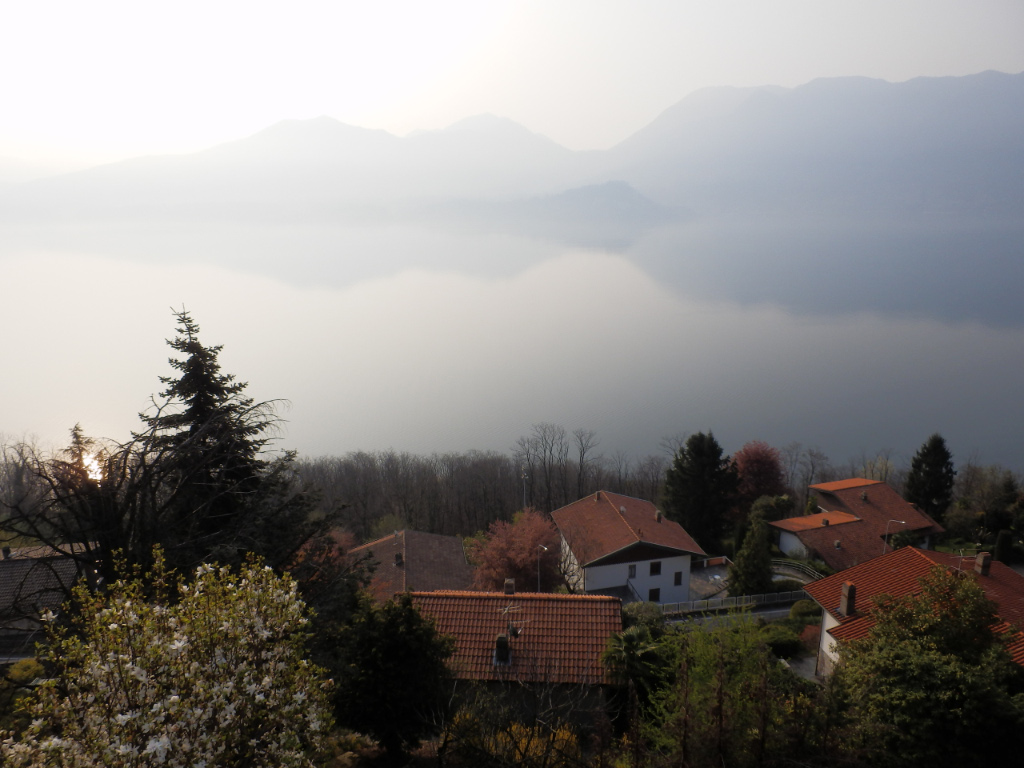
3, 218, 1022, 470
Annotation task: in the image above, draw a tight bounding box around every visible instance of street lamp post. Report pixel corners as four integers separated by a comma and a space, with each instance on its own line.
537, 544, 548, 592
883, 519, 906, 554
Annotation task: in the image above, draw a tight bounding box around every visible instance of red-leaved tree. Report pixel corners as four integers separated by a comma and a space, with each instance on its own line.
469, 509, 562, 592
733, 440, 787, 512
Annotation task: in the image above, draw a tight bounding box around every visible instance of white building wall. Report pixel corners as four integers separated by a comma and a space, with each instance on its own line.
779, 531, 809, 559
816, 611, 842, 676
584, 554, 693, 603
559, 538, 585, 592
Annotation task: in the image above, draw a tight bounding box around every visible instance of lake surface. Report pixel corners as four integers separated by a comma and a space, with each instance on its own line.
2, 220, 1021, 471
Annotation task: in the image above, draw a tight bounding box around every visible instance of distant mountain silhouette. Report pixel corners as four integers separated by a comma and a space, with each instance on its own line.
6, 72, 1022, 222
606, 70, 1024, 215
2, 70, 1022, 324
1, 112, 595, 223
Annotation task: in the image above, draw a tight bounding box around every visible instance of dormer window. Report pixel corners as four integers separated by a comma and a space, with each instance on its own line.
493, 633, 511, 666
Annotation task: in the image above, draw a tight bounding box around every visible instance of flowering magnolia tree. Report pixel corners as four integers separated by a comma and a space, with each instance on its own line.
2, 552, 332, 768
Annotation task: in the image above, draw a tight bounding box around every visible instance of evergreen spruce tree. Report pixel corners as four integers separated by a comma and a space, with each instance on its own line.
904, 434, 956, 523
138, 310, 271, 562
662, 431, 738, 552
133, 309, 328, 572
8, 310, 332, 582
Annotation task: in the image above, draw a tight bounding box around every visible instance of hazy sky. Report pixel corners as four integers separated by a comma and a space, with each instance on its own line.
3, 0, 1023, 164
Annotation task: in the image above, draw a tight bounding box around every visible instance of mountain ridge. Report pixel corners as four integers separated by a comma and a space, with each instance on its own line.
2, 69, 1022, 326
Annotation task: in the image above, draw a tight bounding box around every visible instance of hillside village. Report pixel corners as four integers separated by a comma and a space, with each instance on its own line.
1, 317, 1023, 767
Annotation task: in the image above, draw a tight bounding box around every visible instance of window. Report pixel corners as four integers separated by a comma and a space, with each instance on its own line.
674, 571, 682, 586
649, 561, 661, 576
648, 588, 660, 602
628, 564, 636, 579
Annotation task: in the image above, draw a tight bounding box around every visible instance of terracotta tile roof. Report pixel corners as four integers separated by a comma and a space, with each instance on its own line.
411, 591, 622, 684
350, 530, 474, 603
804, 547, 1024, 665
551, 491, 705, 566
771, 511, 860, 532
772, 479, 944, 571
0, 556, 79, 619
0, 555, 81, 657
809, 478, 883, 493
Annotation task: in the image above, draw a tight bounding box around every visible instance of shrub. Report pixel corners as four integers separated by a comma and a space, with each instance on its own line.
622, 601, 665, 635
0, 658, 45, 733
799, 624, 821, 654
443, 693, 582, 768
1, 551, 332, 768
759, 624, 803, 659
772, 578, 804, 593
789, 599, 822, 623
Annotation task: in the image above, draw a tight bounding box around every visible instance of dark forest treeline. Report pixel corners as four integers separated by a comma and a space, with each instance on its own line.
299, 426, 1024, 550
297, 423, 670, 542
6, 420, 1020, 548
295, 423, 859, 543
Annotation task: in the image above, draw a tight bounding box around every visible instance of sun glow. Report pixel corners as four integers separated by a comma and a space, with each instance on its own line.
83, 454, 103, 482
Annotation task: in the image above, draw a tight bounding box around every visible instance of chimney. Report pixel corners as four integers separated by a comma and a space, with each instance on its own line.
655, 510, 663, 522
494, 633, 511, 665
976, 552, 992, 577
394, 552, 404, 567
1, 547, 10, 560
595, 491, 601, 501
839, 581, 857, 616
504, 578, 515, 595
822, 518, 830, 526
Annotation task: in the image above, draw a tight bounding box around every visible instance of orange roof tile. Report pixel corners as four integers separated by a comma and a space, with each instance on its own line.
809, 478, 883, 493
804, 547, 1024, 665
770, 511, 860, 532
551, 491, 705, 566
773, 479, 944, 570
350, 530, 474, 602
411, 591, 622, 684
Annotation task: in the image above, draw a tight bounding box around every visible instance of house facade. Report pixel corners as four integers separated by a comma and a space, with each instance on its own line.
552, 490, 705, 604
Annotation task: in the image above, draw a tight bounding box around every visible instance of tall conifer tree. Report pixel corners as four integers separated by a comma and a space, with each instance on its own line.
662, 431, 738, 551
904, 434, 956, 523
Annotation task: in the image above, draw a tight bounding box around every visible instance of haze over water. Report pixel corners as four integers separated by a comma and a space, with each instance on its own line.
3, 1, 1023, 471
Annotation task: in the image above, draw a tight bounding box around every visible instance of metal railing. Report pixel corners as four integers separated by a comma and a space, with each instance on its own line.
625, 579, 643, 603
771, 559, 826, 581
661, 589, 809, 616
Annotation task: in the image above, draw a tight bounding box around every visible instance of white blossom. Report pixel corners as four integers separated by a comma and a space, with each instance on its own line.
1, 556, 331, 768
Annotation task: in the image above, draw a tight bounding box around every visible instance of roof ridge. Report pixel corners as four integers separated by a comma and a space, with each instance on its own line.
351, 529, 406, 551
409, 590, 620, 601
606, 493, 643, 543
599, 489, 652, 504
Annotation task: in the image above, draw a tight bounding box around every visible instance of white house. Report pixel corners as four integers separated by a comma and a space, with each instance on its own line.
551, 490, 705, 604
